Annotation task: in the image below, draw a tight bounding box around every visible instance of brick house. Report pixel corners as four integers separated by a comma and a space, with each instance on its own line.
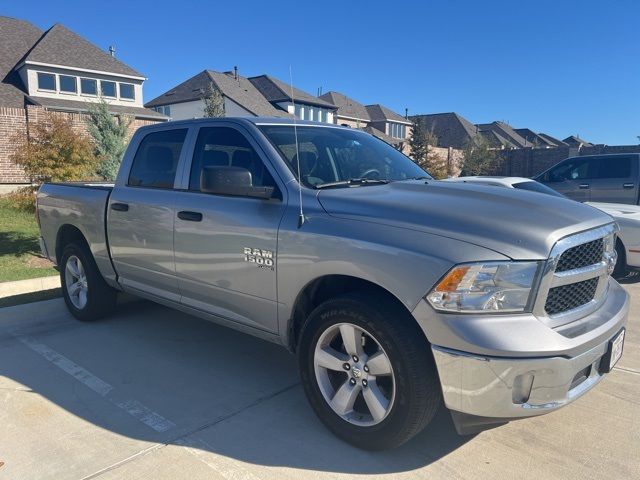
0, 16, 166, 190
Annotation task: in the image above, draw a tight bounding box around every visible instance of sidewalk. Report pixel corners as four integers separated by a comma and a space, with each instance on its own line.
0, 275, 60, 299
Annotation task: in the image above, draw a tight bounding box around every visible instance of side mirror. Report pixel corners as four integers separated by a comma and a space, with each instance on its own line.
200, 166, 274, 199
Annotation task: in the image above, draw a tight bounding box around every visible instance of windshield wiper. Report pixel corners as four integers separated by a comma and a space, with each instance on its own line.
315, 178, 390, 189
399, 176, 431, 181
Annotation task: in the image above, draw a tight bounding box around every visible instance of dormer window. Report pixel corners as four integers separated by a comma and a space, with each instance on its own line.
37, 72, 56, 91
59, 75, 77, 93
101, 80, 116, 98
81, 78, 97, 95
389, 123, 406, 139
119, 83, 135, 100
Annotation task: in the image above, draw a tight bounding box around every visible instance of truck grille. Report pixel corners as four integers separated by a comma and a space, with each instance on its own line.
556, 238, 604, 272
545, 278, 599, 315
534, 224, 615, 325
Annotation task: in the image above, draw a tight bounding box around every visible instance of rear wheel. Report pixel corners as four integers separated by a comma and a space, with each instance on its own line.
60, 243, 117, 321
298, 292, 441, 450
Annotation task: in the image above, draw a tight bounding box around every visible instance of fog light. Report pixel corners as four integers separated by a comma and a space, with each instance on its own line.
512, 372, 534, 404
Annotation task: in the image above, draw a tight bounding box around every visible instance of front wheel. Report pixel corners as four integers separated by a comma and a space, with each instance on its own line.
60, 243, 117, 321
613, 240, 627, 278
298, 292, 441, 450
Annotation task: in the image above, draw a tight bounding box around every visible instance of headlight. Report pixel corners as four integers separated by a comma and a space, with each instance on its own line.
603, 232, 617, 275
426, 261, 540, 313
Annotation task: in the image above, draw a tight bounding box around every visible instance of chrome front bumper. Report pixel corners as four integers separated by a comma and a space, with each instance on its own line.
429, 279, 628, 434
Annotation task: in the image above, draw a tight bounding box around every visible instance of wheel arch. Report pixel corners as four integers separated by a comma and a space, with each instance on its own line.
287, 274, 417, 352
55, 224, 90, 264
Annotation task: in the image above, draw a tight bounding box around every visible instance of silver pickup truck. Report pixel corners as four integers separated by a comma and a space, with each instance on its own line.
37, 118, 628, 450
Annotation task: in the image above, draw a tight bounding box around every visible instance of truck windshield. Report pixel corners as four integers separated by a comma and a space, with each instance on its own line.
258, 125, 431, 188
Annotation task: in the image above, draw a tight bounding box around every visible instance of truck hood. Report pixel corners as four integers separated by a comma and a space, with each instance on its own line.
317, 180, 613, 259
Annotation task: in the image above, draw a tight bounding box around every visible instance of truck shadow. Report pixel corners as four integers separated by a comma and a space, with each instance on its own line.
0, 298, 474, 475
615, 271, 640, 284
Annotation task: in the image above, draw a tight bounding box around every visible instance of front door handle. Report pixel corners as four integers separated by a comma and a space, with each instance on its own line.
177, 211, 203, 222
110, 202, 129, 212
579, 184, 590, 189
623, 183, 635, 189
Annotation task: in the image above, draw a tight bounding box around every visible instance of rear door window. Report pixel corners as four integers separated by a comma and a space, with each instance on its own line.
592, 156, 632, 179
128, 129, 187, 189
189, 126, 276, 191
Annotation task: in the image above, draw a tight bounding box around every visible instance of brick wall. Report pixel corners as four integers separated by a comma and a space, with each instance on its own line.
0, 105, 161, 184
0, 107, 28, 183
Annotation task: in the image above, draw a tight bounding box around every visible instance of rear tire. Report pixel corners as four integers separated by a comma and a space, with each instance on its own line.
298, 291, 441, 450
60, 243, 117, 321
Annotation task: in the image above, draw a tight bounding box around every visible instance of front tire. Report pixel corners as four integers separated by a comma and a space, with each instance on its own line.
613, 240, 627, 278
60, 243, 117, 321
298, 292, 441, 450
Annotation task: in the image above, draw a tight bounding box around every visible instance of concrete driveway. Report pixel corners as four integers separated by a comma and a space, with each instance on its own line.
0, 281, 638, 480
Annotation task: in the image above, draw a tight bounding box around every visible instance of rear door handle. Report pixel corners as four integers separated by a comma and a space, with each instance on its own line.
110, 202, 129, 212
579, 184, 590, 189
623, 183, 635, 189
177, 211, 203, 222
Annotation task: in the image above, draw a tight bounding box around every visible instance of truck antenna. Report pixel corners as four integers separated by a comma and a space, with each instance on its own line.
289, 66, 305, 228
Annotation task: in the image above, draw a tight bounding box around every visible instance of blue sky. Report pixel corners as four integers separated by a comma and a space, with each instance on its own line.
5, 1, 640, 144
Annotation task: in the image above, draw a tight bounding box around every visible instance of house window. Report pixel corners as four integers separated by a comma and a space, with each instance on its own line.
101, 80, 116, 97
81, 78, 97, 95
153, 105, 171, 116
294, 104, 302, 119
389, 123, 405, 138
119, 83, 135, 100
59, 75, 77, 93
37, 72, 56, 91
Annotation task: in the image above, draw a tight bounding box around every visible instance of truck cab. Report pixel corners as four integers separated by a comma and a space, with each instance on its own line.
536, 153, 640, 204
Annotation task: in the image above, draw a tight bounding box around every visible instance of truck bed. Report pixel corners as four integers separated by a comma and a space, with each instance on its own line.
37, 182, 118, 285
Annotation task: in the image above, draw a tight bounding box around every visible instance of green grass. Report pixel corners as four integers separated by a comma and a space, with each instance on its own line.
0, 198, 57, 282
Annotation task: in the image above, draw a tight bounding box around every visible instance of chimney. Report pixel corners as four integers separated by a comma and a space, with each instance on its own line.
234, 66, 238, 80
108, 45, 116, 57
405, 108, 408, 119
317, 86, 323, 96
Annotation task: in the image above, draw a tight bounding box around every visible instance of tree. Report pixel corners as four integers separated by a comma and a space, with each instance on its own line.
86, 97, 131, 181
460, 137, 500, 176
11, 113, 98, 184
202, 82, 225, 118
409, 120, 448, 179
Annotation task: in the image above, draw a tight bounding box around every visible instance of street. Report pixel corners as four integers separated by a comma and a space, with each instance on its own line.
0, 280, 638, 480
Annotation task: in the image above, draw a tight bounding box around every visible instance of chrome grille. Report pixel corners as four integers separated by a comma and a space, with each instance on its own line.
545, 278, 599, 315
556, 239, 604, 272
533, 224, 616, 328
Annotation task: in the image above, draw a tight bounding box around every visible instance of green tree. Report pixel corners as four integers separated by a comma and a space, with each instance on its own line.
460, 137, 500, 176
202, 82, 225, 118
10, 113, 98, 209
410, 120, 448, 179
86, 98, 131, 180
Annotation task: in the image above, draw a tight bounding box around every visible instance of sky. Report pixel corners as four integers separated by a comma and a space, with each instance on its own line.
5, 0, 640, 145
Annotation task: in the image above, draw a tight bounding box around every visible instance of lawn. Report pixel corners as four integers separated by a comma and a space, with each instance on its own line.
0, 198, 57, 282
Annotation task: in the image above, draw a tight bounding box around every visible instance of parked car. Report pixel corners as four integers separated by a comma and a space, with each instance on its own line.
447, 176, 640, 276
535, 153, 640, 204
36, 118, 628, 450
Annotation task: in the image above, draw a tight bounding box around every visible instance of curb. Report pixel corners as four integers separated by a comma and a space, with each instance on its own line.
0, 275, 60, 299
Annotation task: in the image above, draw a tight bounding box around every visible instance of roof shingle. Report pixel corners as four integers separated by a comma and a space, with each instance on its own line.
365, 104, 411, 124
248, 75, 337, 109
319, 91, 370, 121
24, 24, 143, 78
145, 70, 291, 117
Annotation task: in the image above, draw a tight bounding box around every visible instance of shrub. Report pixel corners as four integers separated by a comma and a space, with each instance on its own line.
9, 112, 98, 210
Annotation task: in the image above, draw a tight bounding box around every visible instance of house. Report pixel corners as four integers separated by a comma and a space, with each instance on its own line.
410, 112, 480, 149
476, 121, 528, 149
0, 16, 166, 189
248, 74, 337, 122
365, 104, 412, 145
538, 133, 568, 147
145, 69, 291, 120
319, 91, 370, 128
513, 128, 559, 148
563, 135, 593, 147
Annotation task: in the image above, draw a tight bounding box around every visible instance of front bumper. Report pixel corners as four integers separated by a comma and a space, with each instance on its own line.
419, 278, 629, 434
